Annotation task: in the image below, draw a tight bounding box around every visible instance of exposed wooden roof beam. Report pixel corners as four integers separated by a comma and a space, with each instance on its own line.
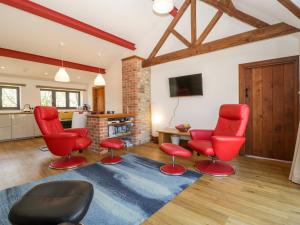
277, 0, 300, 19
0, 0, 136, 50
143, 23, 299, 67
148, 0, 191, 60
191, 0, 197, 44
200, 0, 269, 28
0, 48, 106, 74
196, 10, 223, 45
171, 30, 191, 47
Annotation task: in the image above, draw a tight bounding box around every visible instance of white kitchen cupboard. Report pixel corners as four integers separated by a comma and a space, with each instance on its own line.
34, 119, 42, 137
11, 114, 35, 139
0, 114, 12, 141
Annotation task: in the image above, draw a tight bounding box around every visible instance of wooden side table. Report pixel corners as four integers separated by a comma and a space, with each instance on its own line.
157, 128, 191, 145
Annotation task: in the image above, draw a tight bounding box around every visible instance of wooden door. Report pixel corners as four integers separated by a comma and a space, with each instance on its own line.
93, 87, 105, 113
240, 56, 299, 161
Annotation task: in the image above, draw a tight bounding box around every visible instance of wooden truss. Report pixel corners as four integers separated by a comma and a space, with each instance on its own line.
277, 0, 300, 19
142, 0, 299, 67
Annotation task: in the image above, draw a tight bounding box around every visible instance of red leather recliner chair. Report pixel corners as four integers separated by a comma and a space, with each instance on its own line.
188, 104, 249, 176
34, 106, 92, 169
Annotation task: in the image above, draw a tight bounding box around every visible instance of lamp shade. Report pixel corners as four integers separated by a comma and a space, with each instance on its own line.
55, 67, 70, 82
153, 0, 174, 14
94, 74, 106, 86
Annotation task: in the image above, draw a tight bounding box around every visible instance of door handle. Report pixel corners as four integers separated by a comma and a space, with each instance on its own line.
245, 88, 249, 98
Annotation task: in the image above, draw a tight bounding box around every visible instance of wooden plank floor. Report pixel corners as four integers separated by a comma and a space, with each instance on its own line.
0, 138, 300, 225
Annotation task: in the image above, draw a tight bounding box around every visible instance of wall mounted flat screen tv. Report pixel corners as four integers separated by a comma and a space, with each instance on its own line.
169, 73, 203, 97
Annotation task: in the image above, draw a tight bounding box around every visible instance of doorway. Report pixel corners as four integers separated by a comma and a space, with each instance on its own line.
239, 56, 299, 161
93, 87, 105, 113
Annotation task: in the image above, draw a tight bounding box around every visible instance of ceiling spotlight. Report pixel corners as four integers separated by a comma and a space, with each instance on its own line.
0, 66, 6, 69
44, 72, 48, 75
77, 76, 81, 79
23, 68, 30, 72
153, 0, 174, 14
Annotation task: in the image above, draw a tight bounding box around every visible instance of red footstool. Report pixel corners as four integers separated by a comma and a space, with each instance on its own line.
99, 138, 125, 164
159, 143, 192, 175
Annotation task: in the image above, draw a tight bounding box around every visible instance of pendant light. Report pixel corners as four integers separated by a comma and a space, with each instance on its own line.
94, 53, 106, 86
153, 0, 174, 14
55, 67, 70, 82
94, 73, 106, 86
55, 42, 70, 82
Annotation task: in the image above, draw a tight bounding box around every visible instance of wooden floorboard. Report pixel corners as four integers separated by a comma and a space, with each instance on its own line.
0, 138, 300, 225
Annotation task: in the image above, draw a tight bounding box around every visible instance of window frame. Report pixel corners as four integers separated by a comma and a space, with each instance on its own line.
40, 89, 80, 109
0, 86, 20, 110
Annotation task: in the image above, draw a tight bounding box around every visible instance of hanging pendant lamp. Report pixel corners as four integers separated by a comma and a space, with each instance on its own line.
55, 42, 70, 82
153, 0, 174, 14
94, 53, 105, 86
55, 67, 70, 82
94, 74, 105, 86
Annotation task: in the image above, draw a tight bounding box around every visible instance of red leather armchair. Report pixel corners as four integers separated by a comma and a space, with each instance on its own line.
34, 106, 92, 169
188, 104, 249, 176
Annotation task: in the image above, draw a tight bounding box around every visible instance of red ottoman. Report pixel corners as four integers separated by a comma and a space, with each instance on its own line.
159, 143, 192, 175
99, 138, 125, 164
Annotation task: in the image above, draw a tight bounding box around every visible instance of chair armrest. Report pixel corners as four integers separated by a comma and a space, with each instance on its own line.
211, 136, 245, 161
189, 129, 214, 140
44, 133, 77, 156
65, 128, 88, 137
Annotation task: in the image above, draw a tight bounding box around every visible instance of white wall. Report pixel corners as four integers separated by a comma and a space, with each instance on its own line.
150, 35, 299, 135
0, 74, 88, 112
88, 58, 123, 113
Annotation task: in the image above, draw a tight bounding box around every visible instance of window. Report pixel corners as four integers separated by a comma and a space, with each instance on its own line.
40, 89, 80, 109
40, 90, 52, 106
0, 86, 20, 110
55, 91, 66, 108
69, 92, 80, 108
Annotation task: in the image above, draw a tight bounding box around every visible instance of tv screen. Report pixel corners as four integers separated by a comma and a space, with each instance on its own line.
169, 73, 203, 97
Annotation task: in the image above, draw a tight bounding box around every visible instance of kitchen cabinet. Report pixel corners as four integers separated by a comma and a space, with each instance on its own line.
0, 113, 42, 141
34, 119, 42, 137
0, 114, 12, 141
11, 114, 35, 139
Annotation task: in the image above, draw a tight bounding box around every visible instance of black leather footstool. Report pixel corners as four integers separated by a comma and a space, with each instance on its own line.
8, 180, 94, 225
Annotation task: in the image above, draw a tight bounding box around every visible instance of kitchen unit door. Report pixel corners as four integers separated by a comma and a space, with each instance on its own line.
11, 114, 35, 139
0, 114, 12, 141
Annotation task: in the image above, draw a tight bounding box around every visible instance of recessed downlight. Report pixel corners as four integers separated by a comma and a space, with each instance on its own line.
0, 66, 6, 69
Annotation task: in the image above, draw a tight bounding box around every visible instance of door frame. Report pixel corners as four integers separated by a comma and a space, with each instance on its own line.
92, 86, 105, 113
239, 55, 300, 155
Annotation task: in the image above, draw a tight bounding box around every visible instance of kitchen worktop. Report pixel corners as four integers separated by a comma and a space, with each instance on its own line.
0, 112, 34, 115
0, 110, 81, 115
87, 113, 135, 119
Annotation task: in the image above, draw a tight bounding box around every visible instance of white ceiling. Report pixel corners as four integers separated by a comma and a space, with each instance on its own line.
0, 0, 299, 83
233, 0, 300, 29
0, 56, 96, 84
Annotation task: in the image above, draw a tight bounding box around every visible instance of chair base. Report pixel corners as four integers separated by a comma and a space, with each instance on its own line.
49, 155, 87, 170
101, 156, 123, 165
160, 164, 187, 175
195, 160, 235, 176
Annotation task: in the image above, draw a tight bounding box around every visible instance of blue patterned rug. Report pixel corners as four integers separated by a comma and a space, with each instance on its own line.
0, 154, 201, 225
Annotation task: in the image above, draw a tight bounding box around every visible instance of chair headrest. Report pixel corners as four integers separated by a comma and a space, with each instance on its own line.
219, 104, 249, 120
35, 106, 58, 121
